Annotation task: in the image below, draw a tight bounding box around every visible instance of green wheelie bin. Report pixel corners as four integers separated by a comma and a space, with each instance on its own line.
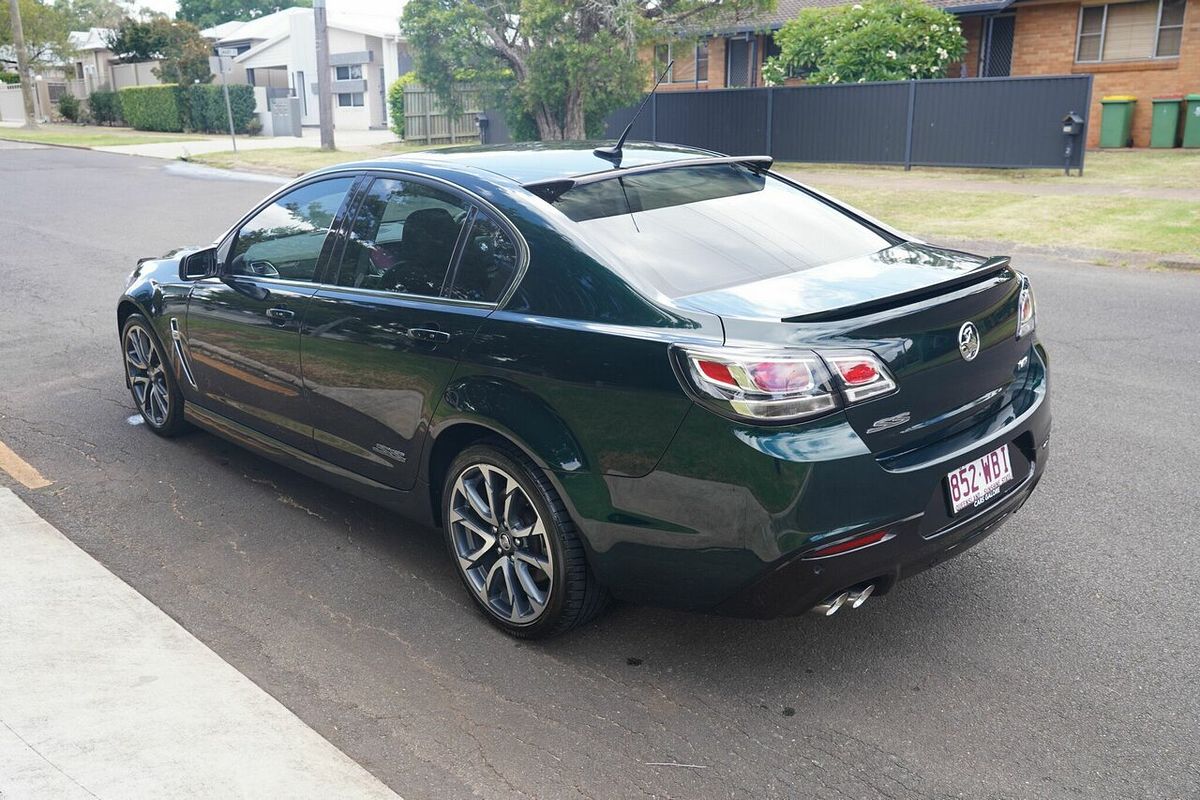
1099, 96, 1137, 148
1184, 94, 1200, 149
1150, 97, 1182, 148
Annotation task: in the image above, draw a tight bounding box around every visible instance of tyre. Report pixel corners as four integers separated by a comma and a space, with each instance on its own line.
121, 313, 189, 437
443, 441, 608, 638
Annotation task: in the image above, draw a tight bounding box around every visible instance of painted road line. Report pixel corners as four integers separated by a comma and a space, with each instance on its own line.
0, 488, 401, 800
0, 440, 51, 489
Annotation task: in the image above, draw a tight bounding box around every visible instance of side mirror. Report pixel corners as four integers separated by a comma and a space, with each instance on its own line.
179, 247, 219, 281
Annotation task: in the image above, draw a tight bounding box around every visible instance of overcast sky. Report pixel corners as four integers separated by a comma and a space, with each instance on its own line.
127, 0, 406, 20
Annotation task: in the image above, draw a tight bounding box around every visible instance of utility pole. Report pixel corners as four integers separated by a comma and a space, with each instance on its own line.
313, 0, 335, 150
6, 0, 38, 128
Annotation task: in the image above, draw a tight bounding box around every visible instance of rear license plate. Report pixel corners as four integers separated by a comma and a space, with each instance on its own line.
947, 444, 1014, 514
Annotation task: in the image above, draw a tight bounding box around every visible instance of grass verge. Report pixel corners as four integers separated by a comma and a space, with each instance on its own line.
188, 143, 445, 176
0, 124, 207, 148
819, 185, 1200, 258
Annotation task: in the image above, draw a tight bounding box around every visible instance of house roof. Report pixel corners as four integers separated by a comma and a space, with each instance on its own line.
705, 0, 1011, 33
67, 28, 114, 52
203, 6, 308, 45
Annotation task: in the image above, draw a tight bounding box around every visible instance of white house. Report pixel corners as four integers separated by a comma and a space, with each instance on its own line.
203, 3, 412, 132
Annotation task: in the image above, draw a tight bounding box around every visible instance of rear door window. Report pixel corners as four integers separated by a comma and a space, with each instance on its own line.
547, 164, 893, 298
334, 177, 469, 297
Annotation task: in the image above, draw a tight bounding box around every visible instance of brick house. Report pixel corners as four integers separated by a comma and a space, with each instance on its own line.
648, 0, 1197, 147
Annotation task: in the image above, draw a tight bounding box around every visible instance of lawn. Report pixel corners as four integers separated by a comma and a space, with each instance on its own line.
777, 149, 1200, 191
0, 124, 209, 148
189, 143, 448, 176
820, 187, 1200, 259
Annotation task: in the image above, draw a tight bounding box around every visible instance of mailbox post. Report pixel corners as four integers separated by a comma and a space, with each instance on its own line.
1061, 112, 1084, 176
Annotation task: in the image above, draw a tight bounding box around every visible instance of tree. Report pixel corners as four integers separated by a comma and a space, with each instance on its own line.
107, 16, 214, 84
763, 0, 966, 86
0, 0, 72, 65
58, 0, 128, 29
176, 0, 311, 30
401, 0, 775, 142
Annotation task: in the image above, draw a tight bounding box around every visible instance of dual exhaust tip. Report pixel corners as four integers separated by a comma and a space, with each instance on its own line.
811, 583, 875, 617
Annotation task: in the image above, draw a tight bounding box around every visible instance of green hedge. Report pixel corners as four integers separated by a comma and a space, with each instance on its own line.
88, 89, 123, 126
181, 83, 256, 134
0, 72, 20, 85
118, 84, 184, 132
118, 83, 256, 134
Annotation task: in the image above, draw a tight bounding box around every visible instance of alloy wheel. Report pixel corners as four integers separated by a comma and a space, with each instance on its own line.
449, 463, 555, 624
124, 326, 170, 427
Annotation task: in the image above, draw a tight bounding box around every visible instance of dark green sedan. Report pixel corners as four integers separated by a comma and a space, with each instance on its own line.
117, 142, 1050, 638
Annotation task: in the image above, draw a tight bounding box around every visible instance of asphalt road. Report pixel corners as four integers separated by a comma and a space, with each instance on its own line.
1, 141, 1197, 800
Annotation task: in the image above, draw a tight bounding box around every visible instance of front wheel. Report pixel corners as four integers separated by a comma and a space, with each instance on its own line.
122, 314, 188, 437
443, 442, 608, 639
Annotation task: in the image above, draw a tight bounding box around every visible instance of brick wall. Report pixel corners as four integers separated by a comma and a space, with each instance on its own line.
1009, 0, 1200, 147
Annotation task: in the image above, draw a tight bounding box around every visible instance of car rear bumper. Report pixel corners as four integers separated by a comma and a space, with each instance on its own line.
562, 344, 1051, 617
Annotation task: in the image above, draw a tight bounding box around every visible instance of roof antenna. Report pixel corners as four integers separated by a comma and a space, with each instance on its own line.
594, 59, 673, 167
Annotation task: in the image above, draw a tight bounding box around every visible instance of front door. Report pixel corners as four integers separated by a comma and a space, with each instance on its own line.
726, 37, 755, 88
301, 175, 521, 489
185, 175, 357, 452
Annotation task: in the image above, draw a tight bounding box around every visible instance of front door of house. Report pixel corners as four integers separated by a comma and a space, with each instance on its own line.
726, 37, 755, 88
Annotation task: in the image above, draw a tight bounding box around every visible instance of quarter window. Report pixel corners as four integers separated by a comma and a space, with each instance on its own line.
335, 178, 469, 297
229, 177, 354, 282
1076, 0, 1185, 62
447, 213, 519, 303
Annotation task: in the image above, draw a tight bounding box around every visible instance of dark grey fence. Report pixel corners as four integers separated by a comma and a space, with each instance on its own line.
489, 75, 1092, 170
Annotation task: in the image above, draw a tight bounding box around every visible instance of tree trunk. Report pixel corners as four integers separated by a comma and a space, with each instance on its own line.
533, 104, 562, 140
562, 87, 586, 140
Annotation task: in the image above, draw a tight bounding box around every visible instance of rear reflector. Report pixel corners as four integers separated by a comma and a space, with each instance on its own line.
803, 528, 891, 559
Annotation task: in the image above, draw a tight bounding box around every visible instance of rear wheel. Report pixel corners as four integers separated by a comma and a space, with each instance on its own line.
122, 314, 188, 437
443, 442, 607, 638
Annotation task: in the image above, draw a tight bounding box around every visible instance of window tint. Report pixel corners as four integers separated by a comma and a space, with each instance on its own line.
230, 177, 354, 282
547, 164, 892, 299
335, 178, 469, 296
448, 212, 520, 303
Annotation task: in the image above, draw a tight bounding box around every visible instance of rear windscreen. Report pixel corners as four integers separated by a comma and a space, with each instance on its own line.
548, 164, 893, 298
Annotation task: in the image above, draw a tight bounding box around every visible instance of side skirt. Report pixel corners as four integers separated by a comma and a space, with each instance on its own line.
184, 403, 436, 527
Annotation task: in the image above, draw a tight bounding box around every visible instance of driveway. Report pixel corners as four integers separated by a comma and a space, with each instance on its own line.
1, 141, 1197, 799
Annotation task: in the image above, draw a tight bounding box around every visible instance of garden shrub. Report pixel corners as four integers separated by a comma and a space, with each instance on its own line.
180, 83, 256, 133
0, 72, 20, 84
387, 74, 417, 139
119, 84, 184, 132
88, 89, 123, 126
57, 93, 82, 123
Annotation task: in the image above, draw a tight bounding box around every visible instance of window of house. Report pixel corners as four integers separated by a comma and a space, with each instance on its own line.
1076, 0, 1185, 62
654, 43, 674, 82
695, 40, 709, 82
337, 92, 365, 107
334, 64, 362, 80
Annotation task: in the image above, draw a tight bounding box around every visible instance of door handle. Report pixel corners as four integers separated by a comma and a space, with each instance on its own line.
407, 327, 450, 343
265, 307, 295, 321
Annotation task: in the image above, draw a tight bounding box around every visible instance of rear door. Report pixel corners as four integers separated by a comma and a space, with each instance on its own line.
301, 174, 522, 489
186, 175, 358, 452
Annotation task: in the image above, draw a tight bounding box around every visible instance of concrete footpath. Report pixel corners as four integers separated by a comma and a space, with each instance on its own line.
0, 487, 400, 799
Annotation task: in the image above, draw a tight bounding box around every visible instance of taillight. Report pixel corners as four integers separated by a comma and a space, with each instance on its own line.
673, 346, 839, 423
802, 528, 893, 559
1016, 278, 1036, 340
823, 352, 897, 403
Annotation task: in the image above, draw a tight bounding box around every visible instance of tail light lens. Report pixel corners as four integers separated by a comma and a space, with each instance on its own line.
1016, 278, 1036, 339
673, 346, 839, 423
823, 352, 897, 403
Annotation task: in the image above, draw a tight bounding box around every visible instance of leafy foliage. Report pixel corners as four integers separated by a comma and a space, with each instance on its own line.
0, 0, 73, 65
0, 72, 20, 84
118, 84, 184, 131
401, 0, 775, 141
180, 83, 256, 133
387, 73, 417, 138
57, 92, 82, 122
106, 16, 214, 85
57, 0, 127, 29
763, 0, 966, 85
88, 88, 123, 125
176, 0, 311, 30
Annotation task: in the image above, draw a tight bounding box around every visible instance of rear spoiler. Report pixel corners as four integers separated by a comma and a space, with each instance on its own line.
524, 155, 774, 203
782, 256, 1013, 324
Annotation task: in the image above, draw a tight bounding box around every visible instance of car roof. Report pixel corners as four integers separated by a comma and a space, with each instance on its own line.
338, 141, 721, 186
